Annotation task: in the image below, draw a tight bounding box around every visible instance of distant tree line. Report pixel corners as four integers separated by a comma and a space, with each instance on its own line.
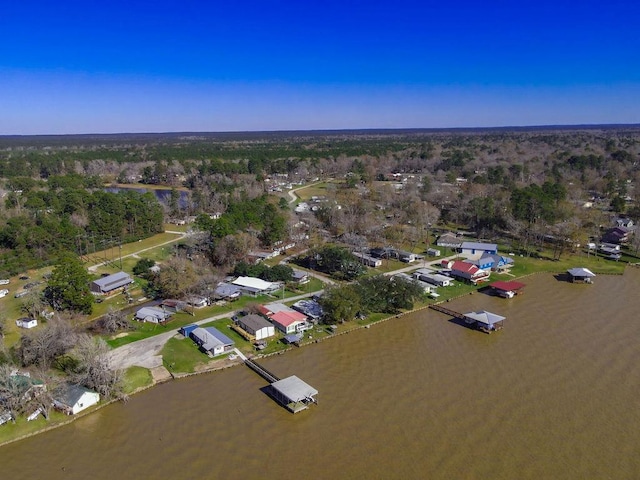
0, 187, 163, 275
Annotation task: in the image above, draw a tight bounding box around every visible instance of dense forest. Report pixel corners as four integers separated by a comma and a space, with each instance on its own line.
1, 126, 640, 277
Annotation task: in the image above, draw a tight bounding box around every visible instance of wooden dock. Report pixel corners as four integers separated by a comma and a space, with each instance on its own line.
245, 358, 280, 383
428, 304, 465, 319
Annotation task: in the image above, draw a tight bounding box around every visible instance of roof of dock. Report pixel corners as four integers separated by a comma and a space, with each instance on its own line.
490, 281, 526, 292
271, 376, 318, 402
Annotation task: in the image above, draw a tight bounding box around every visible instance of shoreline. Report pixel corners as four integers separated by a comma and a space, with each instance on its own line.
0, 266, 625, 448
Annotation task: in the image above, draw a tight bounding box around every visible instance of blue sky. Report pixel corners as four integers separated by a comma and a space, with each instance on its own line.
1, 0, 639, 134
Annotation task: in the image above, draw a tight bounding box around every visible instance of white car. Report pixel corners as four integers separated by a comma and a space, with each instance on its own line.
0, 279, 9, 285
0, 289, 8, 298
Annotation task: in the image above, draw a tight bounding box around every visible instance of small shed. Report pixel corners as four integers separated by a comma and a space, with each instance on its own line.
16, 317, 38, 329
270, 375, 318, 413
179, 324, 199, 337
567, 268, 596, 284
489, 281, 526, 298
463, 310, 505, 333
426, 248, 441, 257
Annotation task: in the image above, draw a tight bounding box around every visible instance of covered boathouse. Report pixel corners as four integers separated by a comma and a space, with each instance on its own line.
489, 280, 526, 298
567, 268, 596, 283
270, 376, 318, 413
463, 310, 505, 334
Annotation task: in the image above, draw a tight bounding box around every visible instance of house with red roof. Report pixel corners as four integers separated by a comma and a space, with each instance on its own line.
260, 303, 311, 334
448, 260, 490, 284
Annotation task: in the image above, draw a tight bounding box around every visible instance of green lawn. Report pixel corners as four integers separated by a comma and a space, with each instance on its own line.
122, 366, 153, 394
161, 336, 209, 374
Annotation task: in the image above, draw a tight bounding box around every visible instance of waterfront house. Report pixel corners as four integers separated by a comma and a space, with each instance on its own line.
53, 385, 100, 415
135, 306, 172, 324
260, 303, 310, 334
448, 260, 490, 284
190, 327, 235, 356
567, 268, 596, 283
236, 314, 275, 341
90, 271, 133, 295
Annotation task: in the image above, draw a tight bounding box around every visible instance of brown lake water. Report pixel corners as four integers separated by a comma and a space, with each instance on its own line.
1, 269, 640, 479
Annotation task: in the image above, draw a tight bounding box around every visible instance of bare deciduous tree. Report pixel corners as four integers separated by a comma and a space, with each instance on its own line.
67, 335, 123, 400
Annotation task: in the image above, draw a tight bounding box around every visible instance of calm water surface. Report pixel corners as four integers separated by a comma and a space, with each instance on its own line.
2, 270, 640, 479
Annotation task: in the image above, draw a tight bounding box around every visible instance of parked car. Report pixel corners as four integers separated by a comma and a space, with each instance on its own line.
0, 289, 8, 298
19, 275, 29, 280
0, 279, 9, 285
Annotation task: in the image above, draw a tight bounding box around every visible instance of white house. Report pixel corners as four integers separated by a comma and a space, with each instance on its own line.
53, 385, 100, 415
412, 268, 452, 287
232, 276, 281, 296
135, 306, 172, 324
16, 317, 38, 329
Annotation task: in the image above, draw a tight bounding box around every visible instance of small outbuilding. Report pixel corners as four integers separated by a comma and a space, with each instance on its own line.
16, 317, 38, 329
567, 268, 596, 284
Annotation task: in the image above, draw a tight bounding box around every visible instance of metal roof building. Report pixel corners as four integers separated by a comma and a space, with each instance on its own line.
270, 375, 318, 413
90, 271, 133, 294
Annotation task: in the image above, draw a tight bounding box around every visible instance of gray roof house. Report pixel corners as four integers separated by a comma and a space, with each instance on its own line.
190, 327, 235, 356
53, 385, 100, 415
236, 314, 275, 341
135, 306, 172, 323
90, 271, 133, 295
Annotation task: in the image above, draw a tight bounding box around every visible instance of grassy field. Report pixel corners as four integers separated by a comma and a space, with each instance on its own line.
122, 366, 154, 394
291, 182, 332, 202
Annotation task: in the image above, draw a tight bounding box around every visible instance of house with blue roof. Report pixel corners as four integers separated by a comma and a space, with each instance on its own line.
471, 253, 514, 271
190, 326, 235, 356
